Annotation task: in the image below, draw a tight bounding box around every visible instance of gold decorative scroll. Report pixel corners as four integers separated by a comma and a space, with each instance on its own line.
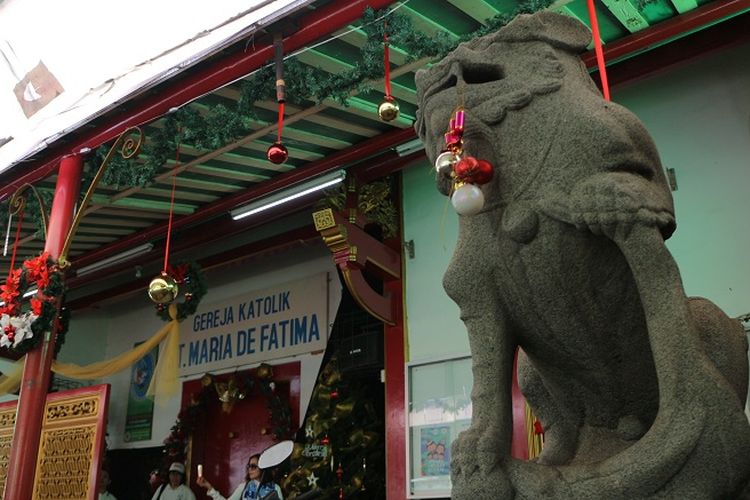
0, 384, 110, 499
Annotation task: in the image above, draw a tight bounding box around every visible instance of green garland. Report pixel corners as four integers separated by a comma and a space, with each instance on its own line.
78, 2, 554, 190
0, 253, 69, 356
2, 1, 560, 238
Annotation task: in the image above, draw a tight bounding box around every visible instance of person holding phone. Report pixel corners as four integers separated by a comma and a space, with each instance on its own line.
197, 454, 283, 500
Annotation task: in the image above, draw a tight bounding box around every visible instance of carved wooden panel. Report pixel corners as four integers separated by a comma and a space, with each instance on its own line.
0, 406, 18, 495
0, 384, 110, 500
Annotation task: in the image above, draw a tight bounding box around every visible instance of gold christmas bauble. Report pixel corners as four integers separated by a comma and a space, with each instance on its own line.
256, 363, 273, 380
378, 98, 400, 122
148, 272, 179, 304
351, 474, 364, 490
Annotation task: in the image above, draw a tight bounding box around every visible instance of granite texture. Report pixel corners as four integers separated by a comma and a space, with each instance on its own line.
415, 11, 750, 499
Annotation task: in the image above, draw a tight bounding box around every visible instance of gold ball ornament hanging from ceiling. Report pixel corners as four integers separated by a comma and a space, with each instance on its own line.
378, 97, 400, 122
148, 272, 179, 304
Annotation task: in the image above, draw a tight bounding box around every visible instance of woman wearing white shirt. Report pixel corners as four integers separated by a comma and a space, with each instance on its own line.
197, 454, 283, 500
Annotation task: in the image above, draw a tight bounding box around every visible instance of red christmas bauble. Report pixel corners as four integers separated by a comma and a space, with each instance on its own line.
330, 390, 339, 400
267, 142, 289, 164
321, 435, 330, 445
454, 156, 493, 185
472, 159, 494, 184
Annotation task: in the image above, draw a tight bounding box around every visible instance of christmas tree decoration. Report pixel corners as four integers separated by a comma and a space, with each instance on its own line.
377, 97, 399, 122
434, 107, 495, 216
283, 353, 384, 498
266, 142, 288, 165
0, 252, 69, 356
160, 367, 292, 470
154, 261, 207, 322
451, 182, 485, 216
266, 33, 289, 165
257, 362, 274, 380
148, 272, 179, 304
307, 472, 319, 488
378, 23, 400, 122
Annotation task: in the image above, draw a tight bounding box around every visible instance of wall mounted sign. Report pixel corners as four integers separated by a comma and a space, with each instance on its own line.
179, 273, 329, 376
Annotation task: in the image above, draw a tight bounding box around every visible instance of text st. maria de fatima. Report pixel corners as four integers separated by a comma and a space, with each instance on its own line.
180, 288, 322, 369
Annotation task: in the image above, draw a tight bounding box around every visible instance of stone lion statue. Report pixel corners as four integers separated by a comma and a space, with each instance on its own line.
415, 11, 750, 499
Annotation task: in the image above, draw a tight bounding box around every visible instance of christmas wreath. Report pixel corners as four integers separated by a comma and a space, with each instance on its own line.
162, 364, 293, 467
0, 253, 68, 355
154, 261, 207, 322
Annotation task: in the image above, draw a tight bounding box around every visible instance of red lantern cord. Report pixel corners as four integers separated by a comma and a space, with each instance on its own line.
586, 0, 610, 101
163, 135, 181, 273
383, 28, 392, 100
7, 209, 24, 279
277, 101, 285, 143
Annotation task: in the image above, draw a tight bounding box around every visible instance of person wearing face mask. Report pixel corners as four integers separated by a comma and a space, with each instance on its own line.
197, 454, 283, 500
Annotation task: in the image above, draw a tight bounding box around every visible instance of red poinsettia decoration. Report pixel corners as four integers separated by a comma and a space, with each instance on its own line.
167, 264, 189, 284
0, 268, 22, 315
24, 252, 51, 289
30, 298, 44, 316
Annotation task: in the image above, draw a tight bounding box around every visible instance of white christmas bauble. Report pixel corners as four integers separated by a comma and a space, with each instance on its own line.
434, 151, 458, 172
451, 183, 484, 216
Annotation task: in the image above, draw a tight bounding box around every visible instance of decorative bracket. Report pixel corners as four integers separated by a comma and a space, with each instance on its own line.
313, 207, 400, 325
58, 127, 143, 267
8, 183, 49, 240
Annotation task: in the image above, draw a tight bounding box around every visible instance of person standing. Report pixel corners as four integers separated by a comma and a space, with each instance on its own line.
197, 454, 283, 500
98, 470, 117, 500
151, 463, 196, 500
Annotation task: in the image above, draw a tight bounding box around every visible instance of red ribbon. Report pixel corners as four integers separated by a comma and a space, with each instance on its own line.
277, 101, 285, 143
586, 0, 610, 101
163, 133, 180, 273
383, 27, 392, 99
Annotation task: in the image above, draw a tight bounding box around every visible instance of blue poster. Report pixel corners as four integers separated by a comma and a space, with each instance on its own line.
420, 426, 451, 476
124, 344, 158, 442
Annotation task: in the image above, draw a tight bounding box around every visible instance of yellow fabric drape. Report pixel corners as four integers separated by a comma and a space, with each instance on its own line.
0, 358, 25, 394
0, 304, 181, 400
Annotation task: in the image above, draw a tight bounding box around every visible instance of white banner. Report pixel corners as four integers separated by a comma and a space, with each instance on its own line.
179, 272, 329, 376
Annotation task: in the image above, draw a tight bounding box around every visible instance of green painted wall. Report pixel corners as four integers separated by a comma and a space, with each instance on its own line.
614, 42, 750, 317
403, 41, 750, 362
402, 163, 468, 361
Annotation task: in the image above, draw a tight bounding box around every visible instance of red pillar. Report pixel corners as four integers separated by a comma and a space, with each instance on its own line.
384, 277, 406, 500
4, 153, 83, 500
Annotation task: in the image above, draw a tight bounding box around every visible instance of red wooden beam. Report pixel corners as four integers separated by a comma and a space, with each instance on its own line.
0, 0, 400, 201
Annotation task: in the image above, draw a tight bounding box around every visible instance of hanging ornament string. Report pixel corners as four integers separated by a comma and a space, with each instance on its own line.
6, 211, 24, 277
277, 101, 285, 144
7, 207, 24, 279
383, 29, 392, 102
163, 132, 181, 273
585, 0, 611, 101
267, 33, 289, 165
377, 21, 400, 122
3, 212, 13, 257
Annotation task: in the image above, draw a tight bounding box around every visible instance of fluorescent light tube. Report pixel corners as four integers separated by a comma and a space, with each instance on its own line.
77, 242, 154, 276
231, 170, 346, 221
395, 138, 424, 157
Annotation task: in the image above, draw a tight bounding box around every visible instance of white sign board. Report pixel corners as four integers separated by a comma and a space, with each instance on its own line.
179, 272, 329, 376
